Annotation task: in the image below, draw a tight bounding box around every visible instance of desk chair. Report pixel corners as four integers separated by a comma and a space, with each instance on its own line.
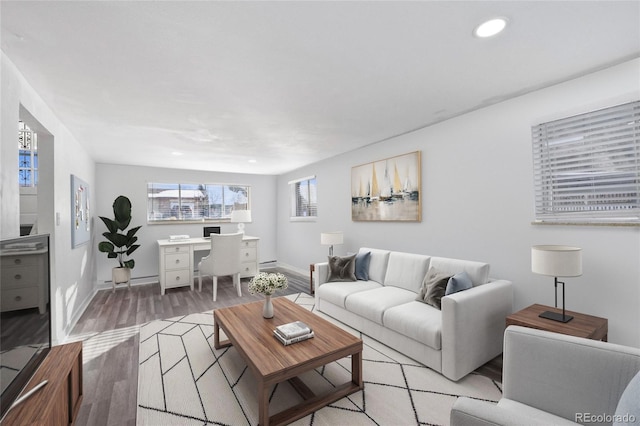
197, 233, 243, 301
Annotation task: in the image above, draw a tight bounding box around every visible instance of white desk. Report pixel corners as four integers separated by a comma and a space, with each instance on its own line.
157, 236, 260, 295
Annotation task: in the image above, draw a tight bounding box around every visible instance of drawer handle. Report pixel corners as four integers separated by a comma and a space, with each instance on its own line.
245, 253, 249, 257
14, 258, 21, 265
245, 267, 250, 272
175, 247, 180, 252
14, 296, 22, 302
14, 274, 22, 280
175, 259, 181, 264
175, 276, 180, 281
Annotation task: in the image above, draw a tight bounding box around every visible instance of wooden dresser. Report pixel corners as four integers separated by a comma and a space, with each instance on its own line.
2, 342, 83, 425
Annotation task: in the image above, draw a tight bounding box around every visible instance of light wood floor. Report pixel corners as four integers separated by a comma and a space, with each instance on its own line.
69, 267, 501, 425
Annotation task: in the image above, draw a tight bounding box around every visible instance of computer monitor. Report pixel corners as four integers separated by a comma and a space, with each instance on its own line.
203, 226, 221, 238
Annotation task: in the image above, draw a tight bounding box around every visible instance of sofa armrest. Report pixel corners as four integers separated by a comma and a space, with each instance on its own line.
441, 279, 513, 381
502, 326, 640, 422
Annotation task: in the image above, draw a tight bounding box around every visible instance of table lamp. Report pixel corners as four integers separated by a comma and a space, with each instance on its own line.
531, 245, 582, 323
321, 231, 343, 256
230, 210, 252, 234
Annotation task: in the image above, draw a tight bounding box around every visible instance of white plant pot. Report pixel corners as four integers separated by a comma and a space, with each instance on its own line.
112, 267, 131, 293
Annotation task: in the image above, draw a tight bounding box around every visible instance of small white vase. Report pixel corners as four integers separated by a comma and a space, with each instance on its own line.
263, 295, 274, 319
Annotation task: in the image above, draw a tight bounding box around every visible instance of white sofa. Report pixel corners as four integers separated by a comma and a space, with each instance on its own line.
451, 326, 640, 425
314, 247, 513, 381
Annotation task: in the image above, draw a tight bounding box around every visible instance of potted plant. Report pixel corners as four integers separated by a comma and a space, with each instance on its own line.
98, 195, 141, 290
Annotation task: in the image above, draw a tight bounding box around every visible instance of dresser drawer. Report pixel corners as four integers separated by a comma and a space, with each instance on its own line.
1, 255, 39, 268
1, 267, 39, 289
240, 263, 258, 277
241, 240, 257, 249
162, 245, 190, 255
1, 287, 39, 311
164, 269, 191, 287
240, 248, 256, 262
165, 253, 190, 270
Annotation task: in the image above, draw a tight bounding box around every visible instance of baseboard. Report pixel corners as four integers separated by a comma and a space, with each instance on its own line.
272, 262, 308, 277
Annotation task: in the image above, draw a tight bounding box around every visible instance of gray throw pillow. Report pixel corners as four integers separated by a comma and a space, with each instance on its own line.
614, 371, 640, 426
416, 266, 453, 310
445, 271, 473, 295
355, 251, 371, 281
327, 254, 357, 282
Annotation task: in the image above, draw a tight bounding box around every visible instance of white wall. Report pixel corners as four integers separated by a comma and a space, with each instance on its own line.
1, 53, 97, 343
276, 59, 640, 347
95, 164, 277, 285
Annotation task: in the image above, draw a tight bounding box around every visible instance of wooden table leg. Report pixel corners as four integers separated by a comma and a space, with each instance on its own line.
352, 350, 363, 388
309, 263, 315, 295
213, 318, 231, 349
258, 380, 269, 426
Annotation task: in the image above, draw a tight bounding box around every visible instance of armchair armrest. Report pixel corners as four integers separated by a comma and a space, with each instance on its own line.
441, 279, 513, 381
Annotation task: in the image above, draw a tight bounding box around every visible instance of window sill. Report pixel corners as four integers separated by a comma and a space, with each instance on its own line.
532, 221, 640, 227
290, 217, 317, 223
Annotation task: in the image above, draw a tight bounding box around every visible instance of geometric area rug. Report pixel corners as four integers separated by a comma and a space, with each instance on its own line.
137, 293, 502, 425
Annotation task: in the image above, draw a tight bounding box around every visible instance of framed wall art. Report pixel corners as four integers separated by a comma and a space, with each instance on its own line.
71, 174, 91, 248
351, 151, 422, 222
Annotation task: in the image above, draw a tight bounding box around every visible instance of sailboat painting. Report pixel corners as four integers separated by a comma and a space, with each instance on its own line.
351, 151, 421, 221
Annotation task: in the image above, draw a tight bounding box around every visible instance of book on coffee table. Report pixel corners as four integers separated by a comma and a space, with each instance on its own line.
275, 321, 312, 339
273, 330, 315, 346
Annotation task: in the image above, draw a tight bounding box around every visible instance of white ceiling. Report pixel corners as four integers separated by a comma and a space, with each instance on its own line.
2, 1, 639, 175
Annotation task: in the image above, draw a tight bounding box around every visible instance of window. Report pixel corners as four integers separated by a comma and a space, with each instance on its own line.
18, 121, 38, 187
532, 100, 640, 224
289, 176, 317, 220
147, 182, 250, 223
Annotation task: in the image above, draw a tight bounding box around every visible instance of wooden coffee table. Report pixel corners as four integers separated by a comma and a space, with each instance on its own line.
214, 296, 363, 426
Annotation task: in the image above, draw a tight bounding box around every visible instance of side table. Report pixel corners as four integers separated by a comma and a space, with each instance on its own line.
309, 263, 315, 295
506, 303, 608, 341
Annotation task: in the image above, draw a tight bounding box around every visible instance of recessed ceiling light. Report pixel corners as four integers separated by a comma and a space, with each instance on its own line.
171, 151, 183, 156
474, 17, 507, 38
248, 159, 257, 163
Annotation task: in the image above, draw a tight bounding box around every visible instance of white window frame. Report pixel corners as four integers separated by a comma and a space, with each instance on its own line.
289, 175, 317, 222
532, 100, 640, 225
147, 182, 250, 224
18, 121, 38, 188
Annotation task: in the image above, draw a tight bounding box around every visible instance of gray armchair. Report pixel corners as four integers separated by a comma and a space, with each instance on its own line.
451, 326, 640, 425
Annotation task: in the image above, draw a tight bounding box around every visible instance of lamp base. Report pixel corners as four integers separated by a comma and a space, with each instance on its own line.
539, 311, 573, 323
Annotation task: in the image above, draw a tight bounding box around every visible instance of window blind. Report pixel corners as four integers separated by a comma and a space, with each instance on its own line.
532, 100, 640, 224
289, 176, 317, 219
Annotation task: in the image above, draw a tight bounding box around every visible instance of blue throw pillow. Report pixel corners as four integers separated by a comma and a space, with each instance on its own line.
445, 271, 473, 295
355, 251, 371, 281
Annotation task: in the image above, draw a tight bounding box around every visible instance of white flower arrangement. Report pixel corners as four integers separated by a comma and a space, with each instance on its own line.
248, 272, 288, 296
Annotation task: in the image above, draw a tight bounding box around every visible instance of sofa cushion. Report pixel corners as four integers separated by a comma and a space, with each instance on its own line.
430, 257, 490, 286
317, 281, 382, 308
383, 251, 431, 292
615, 370, 640, 426
445, 271, 473, 295
345, 286, 417, 325
359, 248, 391, 284
416, 266, 452, 309
327, 254, 357, 282
383, 301, 443, 350
355, 251, 371, 281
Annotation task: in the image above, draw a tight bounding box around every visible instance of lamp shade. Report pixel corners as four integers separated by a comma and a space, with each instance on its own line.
320, 231, 343, 246
230, 210, 252, 223
531, 245, 582, 277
